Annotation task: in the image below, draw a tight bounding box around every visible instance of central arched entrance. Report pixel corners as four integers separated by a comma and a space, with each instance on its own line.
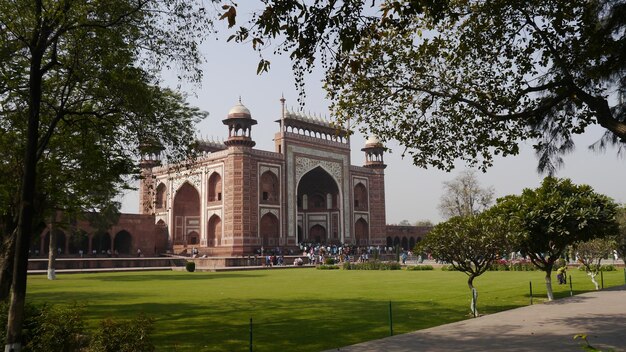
297, 166, 340, 244
173, 182, 200, 245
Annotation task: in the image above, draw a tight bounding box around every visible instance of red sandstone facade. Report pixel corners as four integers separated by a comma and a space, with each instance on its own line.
140, 100, 389, 256
29, 213, 164, 258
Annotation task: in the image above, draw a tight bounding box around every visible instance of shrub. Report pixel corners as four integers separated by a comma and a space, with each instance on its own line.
508, 260, 537, 271
317, 265, 340, 270
26, 304, 86, 352
185, 261, 196, 272
342, 261, 401, 270
324, 257, 335, 265
487, 259, 536, 271
440, 265, 458, 271
0, 302, 85, 351
578, 264, 617, 272
89, 315, 155, 352
406, 265, 434, 271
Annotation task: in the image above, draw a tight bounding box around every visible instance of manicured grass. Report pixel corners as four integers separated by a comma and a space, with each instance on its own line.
26, 268, 625, 351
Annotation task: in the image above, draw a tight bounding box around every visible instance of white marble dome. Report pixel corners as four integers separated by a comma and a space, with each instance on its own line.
365, 135, 382, 147
228, 99, 251, 118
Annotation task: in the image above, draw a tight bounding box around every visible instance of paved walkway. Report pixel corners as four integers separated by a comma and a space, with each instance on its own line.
326, 285, 626, 352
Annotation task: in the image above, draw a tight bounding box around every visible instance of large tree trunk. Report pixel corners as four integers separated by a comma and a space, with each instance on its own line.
0, 235, 16, 301
47, 225, 56, 280
5, 22, 44, 352
545, 270, 554, 301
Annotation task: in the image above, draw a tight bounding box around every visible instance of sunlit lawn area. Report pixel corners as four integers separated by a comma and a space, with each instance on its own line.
26, 268, 625, 352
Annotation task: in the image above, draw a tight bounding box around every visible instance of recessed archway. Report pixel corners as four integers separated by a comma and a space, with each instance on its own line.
155, 183, 167, 210
308, 224, 326, 244
208, 173, 222, 202
354, 218, 369, 245
173, 182, 200, 244
114, 230, 132, 255
260, 171, 279, 204
354, 183, 368, 211
260, 213, 280, 247
207, 215, 222, 247
91, 232, 111, 254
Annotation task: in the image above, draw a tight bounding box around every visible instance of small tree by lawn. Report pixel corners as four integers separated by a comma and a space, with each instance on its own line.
616, 206, 626, 265
417, 211, 515, 316
575, 238, 616, 290
495, 177, 619, 301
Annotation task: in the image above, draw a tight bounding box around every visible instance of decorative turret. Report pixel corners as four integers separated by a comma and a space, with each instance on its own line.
361, 136, 387, 169
223, 98, 257, 148
138, 141, 163, 169
138, 141, 164, 215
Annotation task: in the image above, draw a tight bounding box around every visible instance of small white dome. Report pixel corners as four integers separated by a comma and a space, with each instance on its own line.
228, 99, 251, 118
365, 135, 382, 146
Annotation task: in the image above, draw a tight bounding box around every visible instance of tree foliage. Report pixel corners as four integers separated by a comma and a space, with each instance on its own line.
417, 211, 515, 314
226, 0, 626, 173
438, 170, 494, 219
575, 237, 616, 290
0, 0, 213, 347
494, 177, 619, 300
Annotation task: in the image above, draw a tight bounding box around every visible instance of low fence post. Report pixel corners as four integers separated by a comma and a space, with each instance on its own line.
529, 281, 533, 305
601, 270, 604, 289
388, 301, 394, 336
569, 275, 573, 297
249, 318, 253, 352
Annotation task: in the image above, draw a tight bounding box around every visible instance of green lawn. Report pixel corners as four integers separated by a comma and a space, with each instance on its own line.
26, 268, 625, 352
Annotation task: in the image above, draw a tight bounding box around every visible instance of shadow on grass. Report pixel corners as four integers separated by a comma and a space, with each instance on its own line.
29, 298, 469, 352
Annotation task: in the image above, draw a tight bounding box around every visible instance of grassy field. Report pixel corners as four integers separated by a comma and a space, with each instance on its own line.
26, 267, 625, 352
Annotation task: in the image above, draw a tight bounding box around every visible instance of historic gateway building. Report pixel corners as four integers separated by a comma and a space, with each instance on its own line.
139, 99, 388, 256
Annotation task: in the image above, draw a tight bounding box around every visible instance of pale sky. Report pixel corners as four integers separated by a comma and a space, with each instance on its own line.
120, 8, 626, 224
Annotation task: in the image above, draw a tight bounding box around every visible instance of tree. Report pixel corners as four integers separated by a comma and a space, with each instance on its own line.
0, 1, 212, 350
397, 219, 412, 226
495, 177, 619, 301
438, 170, 494, 219
575, 237, 616, 290
225, 0, 626, 173
617, 206, 626, 265
416, 211, 515, 316
414, 219, 434, 227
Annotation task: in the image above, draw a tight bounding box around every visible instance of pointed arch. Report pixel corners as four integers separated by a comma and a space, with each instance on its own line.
260, 212, 280, 247
260, 170, 279, 204
155, 182, 167, 210
208, 172, 222, 202
173, 182, 200, 244
354, 218, 369, 245
207, 215, 222, 247
114, 230, 132, 255
354, 182, 368, 211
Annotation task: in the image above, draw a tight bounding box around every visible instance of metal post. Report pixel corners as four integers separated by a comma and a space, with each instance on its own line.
569, 275, 573, 297
529, 281, 533, 305
249, 318, 253, 352
601, 270, 604, 289
388, 301, 393, 336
